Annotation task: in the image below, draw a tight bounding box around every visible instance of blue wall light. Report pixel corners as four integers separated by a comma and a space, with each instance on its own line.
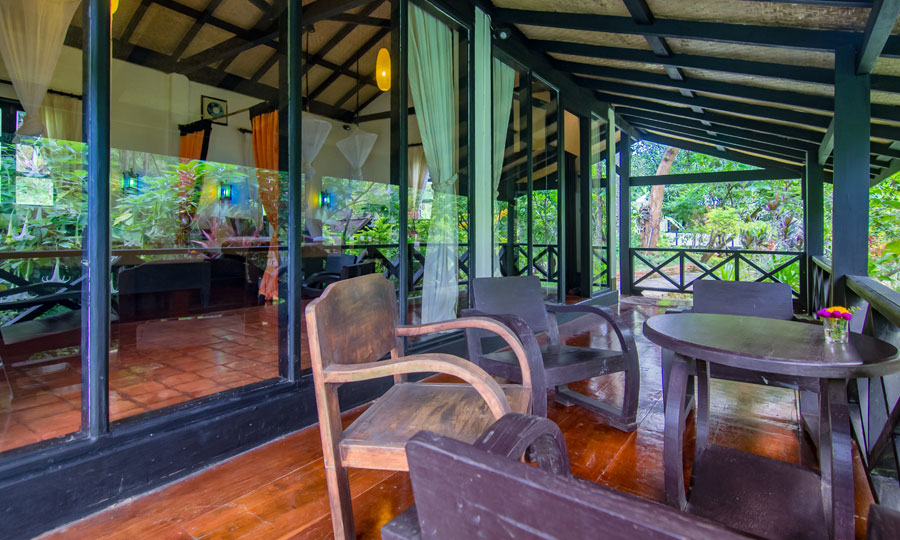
319, 190, 333, 209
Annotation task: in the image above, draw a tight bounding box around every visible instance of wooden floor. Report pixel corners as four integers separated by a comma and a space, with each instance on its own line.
40, 300, 877, 539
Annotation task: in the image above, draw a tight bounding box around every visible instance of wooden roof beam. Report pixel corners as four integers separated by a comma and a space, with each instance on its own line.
308, 27, 389, 101
640, 131, 804, 171
557, 60, 834, 113
621, 0, 692, 92
632, 122, 808, 161
494, 8, 862, 50
630, 168, 801, 187
858, 0, 900, 73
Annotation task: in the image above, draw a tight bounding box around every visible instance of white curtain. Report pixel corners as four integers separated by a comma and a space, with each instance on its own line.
41, 93, 81, 141
0, 0, 80, 137
409, 3, 459, 323
336, 128, 377, 180
408, 145, 428, 210
492, 59, 515, 275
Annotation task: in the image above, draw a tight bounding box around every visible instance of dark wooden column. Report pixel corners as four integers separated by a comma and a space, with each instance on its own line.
805, 151, 825, 258
579, 115, 593, 296
832, 45, 871, 302
619, 134, 632, 297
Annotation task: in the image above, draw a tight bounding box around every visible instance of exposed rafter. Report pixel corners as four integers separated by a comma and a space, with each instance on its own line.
493, 8, 862, 50
641, 131, 804, 172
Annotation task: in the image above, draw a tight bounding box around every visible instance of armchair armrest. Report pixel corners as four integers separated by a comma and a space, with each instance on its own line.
474, 413, 570, 475
544, 303, 633, 356
792, 314, 820, 324
396, 316, 536, 394
323, 353, 511, 420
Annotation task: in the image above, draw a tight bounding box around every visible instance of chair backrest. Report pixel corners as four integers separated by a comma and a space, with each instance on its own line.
305, 274, 400, 369
692, 280, 794, 320
404, 431, 750, 540
340, 261, 376, 281
470, 276, 550, 333
323, 253, 357, 274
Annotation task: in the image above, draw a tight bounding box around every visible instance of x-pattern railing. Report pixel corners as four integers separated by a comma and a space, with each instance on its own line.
591, 246, 609, 289
631, 247, 803, 297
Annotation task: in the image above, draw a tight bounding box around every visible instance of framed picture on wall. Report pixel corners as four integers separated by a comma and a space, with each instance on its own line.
201, 95, 228, 126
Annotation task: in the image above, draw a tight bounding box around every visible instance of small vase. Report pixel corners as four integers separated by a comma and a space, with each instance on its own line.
824, 318, 850, 344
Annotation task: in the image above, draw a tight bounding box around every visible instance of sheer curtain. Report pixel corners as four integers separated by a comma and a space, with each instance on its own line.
408, 145, 428, 211
492, 59, 515, 275
409, 3, 459, 324
0, 0, 80, 136
301, 116, 332, 239
41, 93, 82, 141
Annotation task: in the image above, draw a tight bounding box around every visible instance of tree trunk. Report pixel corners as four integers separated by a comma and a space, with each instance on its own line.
641, 146, 679, 248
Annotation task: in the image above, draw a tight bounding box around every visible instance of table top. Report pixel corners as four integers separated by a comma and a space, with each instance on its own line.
644, 313, 900, 379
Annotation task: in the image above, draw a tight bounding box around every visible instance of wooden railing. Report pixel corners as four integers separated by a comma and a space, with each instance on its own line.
630, 247, 805, 302
592, 246, 609, 289
497, 243, 560, 283
809, 257, 900, 496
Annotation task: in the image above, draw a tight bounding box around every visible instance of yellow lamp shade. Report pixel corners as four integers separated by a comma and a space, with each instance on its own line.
376, 47, 391, 92
111, 0, 119, 14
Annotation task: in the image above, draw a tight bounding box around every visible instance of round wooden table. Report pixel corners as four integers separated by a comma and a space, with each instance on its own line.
643, 313, 900, 540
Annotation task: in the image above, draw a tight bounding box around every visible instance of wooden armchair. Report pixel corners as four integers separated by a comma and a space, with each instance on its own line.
305, 274, 537, 540
464, 276, 639, 430
382, 413, 753, 540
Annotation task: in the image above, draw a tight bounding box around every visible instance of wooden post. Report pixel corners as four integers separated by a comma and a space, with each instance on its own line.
832, 45, 870, 303
804, 152, 824, 313
392, 0, 409, 324
472, 8, 492, 278
619, 134, 632, 296
607, 109, 618, 293
579, 115, 593, 296
285, 0, 302, 380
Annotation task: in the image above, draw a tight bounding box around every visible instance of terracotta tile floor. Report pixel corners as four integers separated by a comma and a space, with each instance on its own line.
0, 305, 282, 453
39, 301, 878, 540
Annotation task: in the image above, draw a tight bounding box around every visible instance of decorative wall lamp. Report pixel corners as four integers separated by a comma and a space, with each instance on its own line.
376, 47, 391, 91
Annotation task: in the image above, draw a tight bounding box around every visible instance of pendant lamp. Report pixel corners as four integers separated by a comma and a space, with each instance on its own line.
376, 48, 391, 91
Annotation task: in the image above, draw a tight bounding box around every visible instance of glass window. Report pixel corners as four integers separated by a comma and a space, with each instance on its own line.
493, 64, 526, 278
0, 6, 84, 451
590, 116, 608, 292
531, 78, 559, 300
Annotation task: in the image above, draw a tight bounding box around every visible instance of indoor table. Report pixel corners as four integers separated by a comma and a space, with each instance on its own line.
643, 313, 900, 540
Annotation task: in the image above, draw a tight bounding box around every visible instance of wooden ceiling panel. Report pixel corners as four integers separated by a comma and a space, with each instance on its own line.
212, 0, 266, 31
322, 75, 360, 107
680, 68, 833, 97
323, 26, 381, 66
111, 0, 144, 39
517, 24, 648, 49
224, 44, 273, 79
180, 24, 236, 60
666, 39, 834, 69
873, 57, 900, 77
548, 52, 667, 75
305, 21, 346, 54
370, 1, 391, 19
130, 4, 196, 56
872, 91, 900, 107
646, 0, 869, 32
305, 64, 334, 93
178, 0, 214, 10
692, 90, 831, 115
258, 60, 280, 87
493, 0, 627, 16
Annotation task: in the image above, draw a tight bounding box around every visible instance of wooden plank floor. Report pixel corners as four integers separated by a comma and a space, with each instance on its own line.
39, 301, 876, 539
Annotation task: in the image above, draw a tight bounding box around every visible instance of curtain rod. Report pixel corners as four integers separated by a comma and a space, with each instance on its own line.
0, 79, 82, 101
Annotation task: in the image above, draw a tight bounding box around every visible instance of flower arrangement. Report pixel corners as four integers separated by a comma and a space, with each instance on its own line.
817, 306, 854, 321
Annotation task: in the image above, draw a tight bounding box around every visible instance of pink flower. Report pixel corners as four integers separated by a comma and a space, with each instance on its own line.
842, 312, 853, 321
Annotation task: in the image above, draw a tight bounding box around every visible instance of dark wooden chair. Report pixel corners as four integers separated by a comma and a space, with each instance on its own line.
382, 413, 752, 540
301, 253, 358, 298
663, 279, 822, 437
383, 414, 900, 540
306, 274, 539, 540
464, 275, 639, 430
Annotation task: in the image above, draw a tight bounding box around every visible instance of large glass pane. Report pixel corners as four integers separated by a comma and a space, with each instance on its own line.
531, 78, 559, 300
590, 116, 608, 292
406, 3, 469, 329
107, 2, 285, 422
301, 1, 396, 363
0, 4, 84, 452
493, 65, 526, 277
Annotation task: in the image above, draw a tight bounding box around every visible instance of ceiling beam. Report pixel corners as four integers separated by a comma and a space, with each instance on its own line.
640, 131, 804, 171
303, 0, 372, 23
534, 40, 834, 86
858, 0, 900, 73
170, 0, 226, 62
119, 0, 152, 45
631, 167, 801, 186
741, 0, 872, 5
818, 119, 837, 165
308, 27, 389, 101
494, 8, 859, 50
177, 30, 279, 74
630, 121, 808, 160
621, 0, 693, 94
301, 1, 383, 78
330, 13, 390, 27
623, 114, 817, 154
581, 78, 831, 128
557, 60, 834, 112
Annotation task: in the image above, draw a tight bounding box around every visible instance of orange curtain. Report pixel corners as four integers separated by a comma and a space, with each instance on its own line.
252, 111, 280, 300
177, 124, 210, 244
179, 130, 205, 161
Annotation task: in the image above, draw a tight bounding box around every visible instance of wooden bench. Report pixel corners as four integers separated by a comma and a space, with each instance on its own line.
383, 413, 900, 540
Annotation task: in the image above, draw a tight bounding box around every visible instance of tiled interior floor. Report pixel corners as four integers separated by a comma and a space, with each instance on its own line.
0, 304, 282, 453
40, 300, 878, 540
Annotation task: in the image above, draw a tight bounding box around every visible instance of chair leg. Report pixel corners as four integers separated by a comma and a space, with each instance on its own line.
324, 462, 355, 540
